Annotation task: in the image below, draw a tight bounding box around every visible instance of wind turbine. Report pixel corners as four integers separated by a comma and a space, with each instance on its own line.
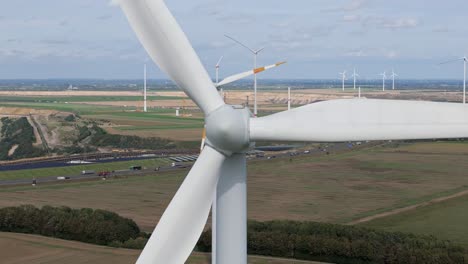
215, 56, 224, 100
352, 68, 359, 90
118, 1, 468, 263
339, 71, 347, 91
215, 56, 224, 85
379, 71, 387, 91
143, 64, 147, 112
440, 56, 467, 104
225, 34, 264, 117
390, 69, 398, 90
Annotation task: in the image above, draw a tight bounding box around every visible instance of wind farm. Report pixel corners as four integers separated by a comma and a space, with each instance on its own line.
1, 1, 468, 264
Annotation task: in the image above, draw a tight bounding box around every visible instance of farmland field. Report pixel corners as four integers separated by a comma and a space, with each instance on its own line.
0, 232, 319, 264
362, 192, 468, 246
1, 142, 468, 235
0, 101, 205, 140
0, 158, 171, 181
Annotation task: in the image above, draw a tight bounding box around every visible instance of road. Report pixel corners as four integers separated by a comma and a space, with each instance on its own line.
0, 142, 376, 187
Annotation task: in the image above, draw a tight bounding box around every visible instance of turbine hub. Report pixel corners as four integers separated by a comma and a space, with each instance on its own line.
205, 105, 251, 155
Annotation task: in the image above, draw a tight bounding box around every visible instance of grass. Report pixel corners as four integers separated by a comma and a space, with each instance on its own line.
0, 101, 205, 140
1, 142, 468, 236
0, 95, 185, 103
0, 158, 171, 181
362, 192, 468, 246
0, 232, 319, 264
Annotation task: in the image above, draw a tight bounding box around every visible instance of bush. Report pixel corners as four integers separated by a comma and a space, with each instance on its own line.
197, 220, 467, 264
0, 117, 45, 160
0, 205, 140, 246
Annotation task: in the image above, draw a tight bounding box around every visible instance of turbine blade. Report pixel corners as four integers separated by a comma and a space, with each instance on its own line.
216, 56, 224, 67
119, 0, 224, 114
137, 146, 226, 264
216, 61, 286, 87
439, 58, 462, 65
225, 34, 256, 54
250, 99, 468, 142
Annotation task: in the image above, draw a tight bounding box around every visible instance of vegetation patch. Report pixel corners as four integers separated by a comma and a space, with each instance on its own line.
198, 220, 467, 264
0, 205, 141, 246
0, 117, 45, 160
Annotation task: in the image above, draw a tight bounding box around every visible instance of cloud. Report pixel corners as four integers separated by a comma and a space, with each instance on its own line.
344, 49, 367, 57
433, 26, 450, 33
325, 0, 369, 12
380, 18, 419, 29
108, 0, 120, 7
385, 50, 398, 58
97, 15, 113, 20
343, 15, 361, 22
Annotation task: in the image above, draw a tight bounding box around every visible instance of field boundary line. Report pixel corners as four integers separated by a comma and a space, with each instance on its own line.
346, 189, 468, 225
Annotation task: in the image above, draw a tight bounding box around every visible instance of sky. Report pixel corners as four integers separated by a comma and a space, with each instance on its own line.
0, 0, 467, 80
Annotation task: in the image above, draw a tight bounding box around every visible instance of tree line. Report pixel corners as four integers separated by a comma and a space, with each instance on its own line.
1, 206, 465, 263
0, 205, 141, 246
197, 220, 467, 264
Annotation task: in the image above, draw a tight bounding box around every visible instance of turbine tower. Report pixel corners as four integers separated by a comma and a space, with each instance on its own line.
144, 64, 147, 112
225, 34, 264, 117
390, 69, 398, 90
379, 72, 387, 91
352, 68, 359, 90
440, 56, 467, 104
215, 56, 224, 99
339, 71, 347, 91
117, 1, 468, 263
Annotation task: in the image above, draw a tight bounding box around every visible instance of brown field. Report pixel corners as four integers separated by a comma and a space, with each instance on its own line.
2, 89, 464, 111
105, 126, 204, 141
0, 232, 321, 264
0, 106, 60, 116
1, 142, 468, 231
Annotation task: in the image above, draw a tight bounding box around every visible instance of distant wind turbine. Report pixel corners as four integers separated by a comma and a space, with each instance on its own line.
390, 69, 398, 90
144, 64, 147, 112
215, 56, 224, 99
440, 56, 467, 104
352, 68, 359, 90
225, 34, 265, 117
379, 72, 387, 91
339, 71, 347, 91
215, 56, 224, 85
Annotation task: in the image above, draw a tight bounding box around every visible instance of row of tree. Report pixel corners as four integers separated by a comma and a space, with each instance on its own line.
0, 205, 141, 246
197, 220, 467, 264
1, 206, 465, 263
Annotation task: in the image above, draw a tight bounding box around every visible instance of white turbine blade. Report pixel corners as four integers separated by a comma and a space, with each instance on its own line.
216, 56, 224, 67
250, 99, 468, 142
216, 61, 286, 87
137, 146, 226, 264
119, 0, 224, 114
225, 34, 256, 54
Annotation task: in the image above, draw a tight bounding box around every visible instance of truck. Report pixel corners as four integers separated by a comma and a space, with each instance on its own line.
81, 170, 95, 175
129, 166, 142, 171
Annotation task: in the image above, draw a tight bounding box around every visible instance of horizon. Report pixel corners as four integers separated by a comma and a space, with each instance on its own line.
0, 0, 467, 79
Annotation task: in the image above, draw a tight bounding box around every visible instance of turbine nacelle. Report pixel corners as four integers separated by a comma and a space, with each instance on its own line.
205, 105, 251, 155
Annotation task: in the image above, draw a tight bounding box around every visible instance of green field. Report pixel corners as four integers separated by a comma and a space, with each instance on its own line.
0, 95, 185, 102
0, 158, 171, 181
0, 101, 205, 140
1, 142, 468, 237
362, 193, 468, 246
0, 232, 318, 264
